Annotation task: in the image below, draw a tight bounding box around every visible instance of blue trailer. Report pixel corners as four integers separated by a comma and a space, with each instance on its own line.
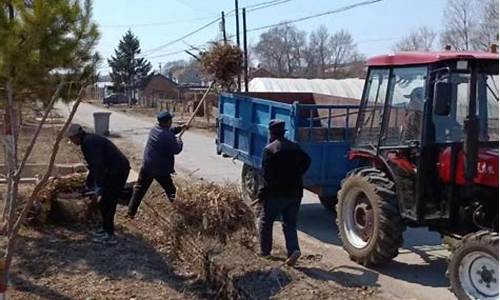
216, 92, 359, 209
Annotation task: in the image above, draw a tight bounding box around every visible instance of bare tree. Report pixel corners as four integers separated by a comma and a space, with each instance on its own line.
440, 0, 480, 50
306, 25, 333, 77
393, 26, 437, 51
329, 29, 356, 74
473, 0, 499, 50
254, 25, 306, 77
254, 25, 362, 78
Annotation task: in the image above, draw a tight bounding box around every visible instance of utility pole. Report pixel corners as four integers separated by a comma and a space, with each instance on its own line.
235, 0, 241, 92
243, 8, 249, 92
159, 62, 162, 74
221, 11, 227, 43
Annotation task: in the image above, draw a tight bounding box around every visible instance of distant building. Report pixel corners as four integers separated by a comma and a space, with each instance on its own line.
142, 73, 181, 100
84, 81, 113, 101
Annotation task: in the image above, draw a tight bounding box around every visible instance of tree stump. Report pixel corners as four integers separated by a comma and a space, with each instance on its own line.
51, 193, 100, 224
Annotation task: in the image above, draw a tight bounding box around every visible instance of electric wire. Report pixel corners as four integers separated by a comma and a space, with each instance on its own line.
247, 0, 382, 32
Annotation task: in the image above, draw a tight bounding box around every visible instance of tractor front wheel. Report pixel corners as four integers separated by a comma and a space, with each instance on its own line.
448, 231, 499, 300
336, 168, 404, 266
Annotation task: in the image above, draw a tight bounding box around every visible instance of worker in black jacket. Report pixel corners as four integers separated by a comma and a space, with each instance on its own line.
66, 124, 130, 245
258, 119, 311, 266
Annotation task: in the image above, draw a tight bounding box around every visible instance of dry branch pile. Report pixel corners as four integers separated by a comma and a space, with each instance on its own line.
142, 180, 257, 276
28, 173, 89, 224
36, 173, 86, 203
174, 182, 255, 241
200, 42, 243, 89
140, 181, 381, 300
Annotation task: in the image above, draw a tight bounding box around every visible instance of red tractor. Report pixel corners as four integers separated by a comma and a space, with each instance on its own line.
336, 51, 499, 300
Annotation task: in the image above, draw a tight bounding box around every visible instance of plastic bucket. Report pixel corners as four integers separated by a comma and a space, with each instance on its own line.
93, 112, 111, 136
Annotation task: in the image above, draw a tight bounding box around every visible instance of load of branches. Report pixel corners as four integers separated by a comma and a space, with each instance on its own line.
200, 42, 243, 90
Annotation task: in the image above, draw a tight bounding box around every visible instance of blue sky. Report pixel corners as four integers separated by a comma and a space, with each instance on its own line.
93, 0, 447, 74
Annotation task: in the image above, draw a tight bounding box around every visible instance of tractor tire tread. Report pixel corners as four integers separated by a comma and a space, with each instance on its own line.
337, 167, 404, 267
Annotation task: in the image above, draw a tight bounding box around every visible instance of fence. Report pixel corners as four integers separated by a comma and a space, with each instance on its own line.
137, 95, 218, 127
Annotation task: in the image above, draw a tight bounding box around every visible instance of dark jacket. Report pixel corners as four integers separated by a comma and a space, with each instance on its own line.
81, 133, 130, 189
258, 138, 311, 200
142, 125, 183, 176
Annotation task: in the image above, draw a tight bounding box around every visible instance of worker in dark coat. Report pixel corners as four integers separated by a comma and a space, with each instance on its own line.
127, 111, 185, 218
258, 119, 311, 266
66, 123, 130, 246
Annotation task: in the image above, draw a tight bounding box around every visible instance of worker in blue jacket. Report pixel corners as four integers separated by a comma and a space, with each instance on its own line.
66, 123, 130, 246
127, 111, 185, 218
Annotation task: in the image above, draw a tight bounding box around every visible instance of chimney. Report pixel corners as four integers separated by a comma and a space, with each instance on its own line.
491, 43, 498, 53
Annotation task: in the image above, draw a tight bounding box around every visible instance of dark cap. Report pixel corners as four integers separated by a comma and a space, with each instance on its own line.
157, 111, 173, 123
404, 87, 424, 100
268, 119, 286, 132
65, 123, 83, 138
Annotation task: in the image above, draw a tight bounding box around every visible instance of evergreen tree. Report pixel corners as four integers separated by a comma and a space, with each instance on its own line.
0, 0, 100, 294
108, 30, 151, 103
0, 0, 99, 103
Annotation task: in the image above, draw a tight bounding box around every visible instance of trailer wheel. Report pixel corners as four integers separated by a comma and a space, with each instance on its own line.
448, 231, 499, 300
241, 164, 262, 202
336, 167, 404, 266
319, 196, 337, 212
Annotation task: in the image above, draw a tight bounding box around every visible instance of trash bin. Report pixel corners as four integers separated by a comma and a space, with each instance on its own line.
93, 112, 111, 136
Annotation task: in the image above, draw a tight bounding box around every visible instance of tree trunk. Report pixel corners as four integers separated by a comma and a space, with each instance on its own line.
4, 86, 85, 293
3, 81, 19, 230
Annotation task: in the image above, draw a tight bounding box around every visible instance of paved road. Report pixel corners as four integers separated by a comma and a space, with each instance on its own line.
58, 102, 455, 300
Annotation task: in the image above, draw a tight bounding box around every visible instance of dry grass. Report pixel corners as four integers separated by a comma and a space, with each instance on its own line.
141, 180, 257, 277
173, 181, 255, 241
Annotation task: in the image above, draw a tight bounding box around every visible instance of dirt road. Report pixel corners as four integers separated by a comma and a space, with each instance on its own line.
57, 102, 455, 300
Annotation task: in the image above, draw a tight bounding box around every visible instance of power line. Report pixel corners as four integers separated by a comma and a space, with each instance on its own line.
247, 0, 382, 32
226, 0, 291, 17
139, 0, 293, 57
140, 17, 221, 56
247, 0, 292, 12
99, 15, 218, 28
245, 0, 290, 9
145, 43, 208, 59
145, 49, 190, 59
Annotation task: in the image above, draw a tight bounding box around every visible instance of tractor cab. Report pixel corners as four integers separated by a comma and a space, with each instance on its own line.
351, 51, 498, 226
336, 50, 499, 300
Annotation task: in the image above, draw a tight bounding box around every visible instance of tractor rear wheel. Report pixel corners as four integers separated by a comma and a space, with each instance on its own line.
448, 231, 499, 300
336, 167, 404, 266
241, 164, 262, 203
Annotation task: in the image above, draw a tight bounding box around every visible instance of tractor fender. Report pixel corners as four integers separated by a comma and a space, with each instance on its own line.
348, 148, 397, 182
